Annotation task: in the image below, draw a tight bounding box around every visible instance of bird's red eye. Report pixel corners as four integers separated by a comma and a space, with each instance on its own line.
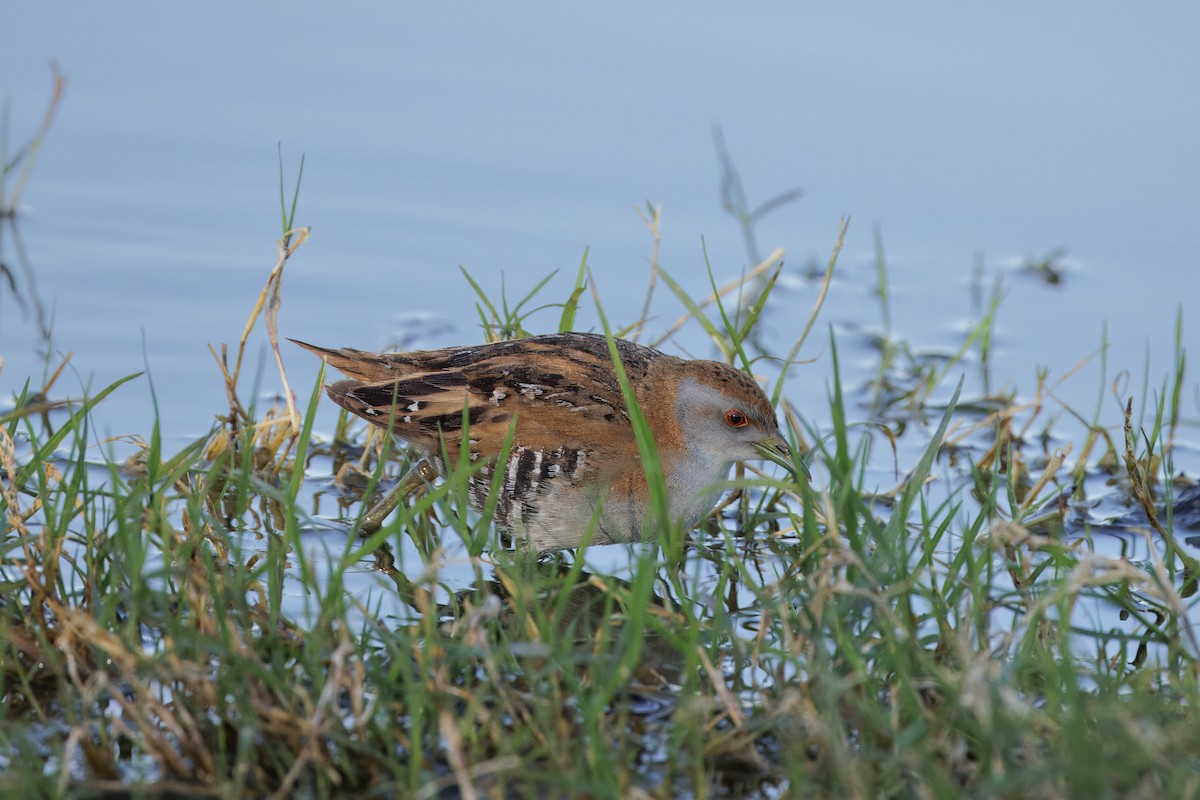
724, 409, 749, 428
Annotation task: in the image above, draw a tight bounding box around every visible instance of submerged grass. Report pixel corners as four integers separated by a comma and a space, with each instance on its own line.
2, 174, 1200, 799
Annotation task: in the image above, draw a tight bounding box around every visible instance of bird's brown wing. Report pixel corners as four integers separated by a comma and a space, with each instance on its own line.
300, 335, 660, 457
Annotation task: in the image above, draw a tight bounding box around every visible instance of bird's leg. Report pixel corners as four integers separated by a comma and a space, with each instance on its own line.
360, 458, 439, 534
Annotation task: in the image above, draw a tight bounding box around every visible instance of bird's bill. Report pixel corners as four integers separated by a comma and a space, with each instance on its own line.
753, 436, 811, 481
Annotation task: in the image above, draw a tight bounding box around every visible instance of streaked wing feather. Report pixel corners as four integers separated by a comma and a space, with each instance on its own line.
297, 332, 671, 458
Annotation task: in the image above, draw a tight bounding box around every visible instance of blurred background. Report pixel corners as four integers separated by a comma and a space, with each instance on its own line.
2, 3, 1197, 443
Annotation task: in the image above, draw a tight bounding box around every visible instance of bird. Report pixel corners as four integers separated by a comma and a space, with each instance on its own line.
292, 332, 801, 551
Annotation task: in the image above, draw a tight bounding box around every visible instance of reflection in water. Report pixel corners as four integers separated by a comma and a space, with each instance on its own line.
1079, 482, 1200, 535
0, 214, 52, 345
1, 67, 62, 346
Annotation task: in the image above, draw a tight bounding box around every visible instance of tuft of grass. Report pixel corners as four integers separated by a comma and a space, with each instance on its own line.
2, 151, 1199, 799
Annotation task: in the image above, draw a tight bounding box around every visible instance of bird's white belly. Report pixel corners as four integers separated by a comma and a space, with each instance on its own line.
481, 449, 733, 552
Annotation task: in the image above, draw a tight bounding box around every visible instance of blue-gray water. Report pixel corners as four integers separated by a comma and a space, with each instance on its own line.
3, 3, 1197, 452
